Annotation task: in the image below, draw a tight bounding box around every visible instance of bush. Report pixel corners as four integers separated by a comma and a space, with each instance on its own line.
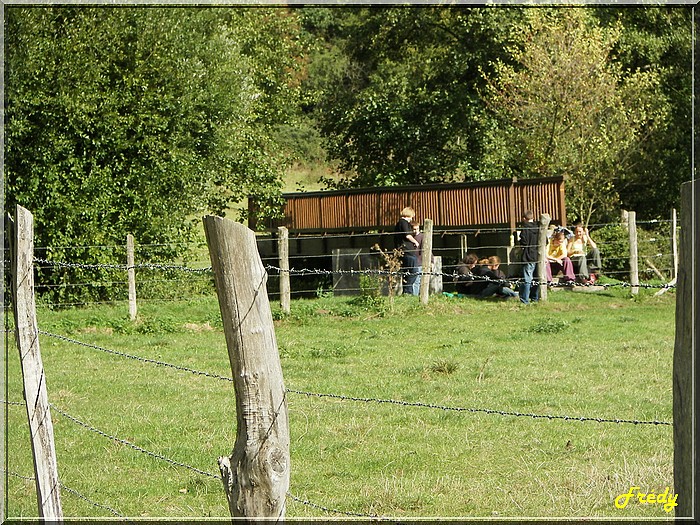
592, 221, 674, 282
593, 224, 629, 279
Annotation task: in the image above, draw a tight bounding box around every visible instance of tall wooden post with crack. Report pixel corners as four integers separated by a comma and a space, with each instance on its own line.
203, 215, 290, 518
11, 205, 63, 519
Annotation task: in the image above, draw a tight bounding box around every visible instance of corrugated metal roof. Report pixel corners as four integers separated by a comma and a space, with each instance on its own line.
255, 176, 566, 232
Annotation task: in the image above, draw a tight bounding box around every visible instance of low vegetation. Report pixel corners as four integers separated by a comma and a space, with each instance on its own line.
6, 286, 676, 518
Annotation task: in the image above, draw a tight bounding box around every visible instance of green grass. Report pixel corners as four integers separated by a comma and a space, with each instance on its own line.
4, 286, 677, 519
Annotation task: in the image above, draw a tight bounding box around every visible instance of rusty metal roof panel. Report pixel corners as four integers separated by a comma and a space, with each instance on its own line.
346, 192, 374, 228
262, 176, 565, 232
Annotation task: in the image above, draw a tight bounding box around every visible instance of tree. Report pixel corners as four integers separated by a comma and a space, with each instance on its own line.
4, 7, 304, 303
300, 7, 690, 222
482, 8, 669, 226
308, 7, 521, 188
593, 7, 692, 218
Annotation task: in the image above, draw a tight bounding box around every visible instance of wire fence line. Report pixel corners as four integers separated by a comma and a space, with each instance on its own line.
24, 218, 674, 253
4, 469, 126, 518
9, 315, 676, 517
8, 221, 677, 517
262, 265, 677, 290
31, 257, 677, 291
23, 218, 677, 263
48, 404, 222, 481
15, 213, 678, 309
33, 257, 213, 273
34, 330, 672, 427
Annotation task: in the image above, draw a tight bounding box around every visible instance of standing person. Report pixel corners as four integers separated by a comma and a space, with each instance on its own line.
518, 210, 540, 304
545, 230, 576, 284
393, 207, 420, 295
567, 223, 602, 284
411, 222, 424, 295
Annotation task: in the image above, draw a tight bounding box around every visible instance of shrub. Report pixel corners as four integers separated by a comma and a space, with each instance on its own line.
592, 221, 674, 282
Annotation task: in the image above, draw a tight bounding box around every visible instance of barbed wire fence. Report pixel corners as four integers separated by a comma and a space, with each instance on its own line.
5, 317, 673, 519
18, 214, 678, 309
5, 211, 680, 519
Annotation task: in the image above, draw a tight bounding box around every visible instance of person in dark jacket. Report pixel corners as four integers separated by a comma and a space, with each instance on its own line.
485, 255, 518, 298
454, 253, 479, 295
470, 257, 515, 299
470, 258, 494, 297
518, 210, 540, 304
393, 207, 420, 295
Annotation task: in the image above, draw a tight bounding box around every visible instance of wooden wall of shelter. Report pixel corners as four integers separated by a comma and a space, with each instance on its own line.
251, 176, 566, 234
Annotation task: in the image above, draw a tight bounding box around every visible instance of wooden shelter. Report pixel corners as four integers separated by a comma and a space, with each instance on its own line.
251, 176, 567, 291
252, 176, 566, 233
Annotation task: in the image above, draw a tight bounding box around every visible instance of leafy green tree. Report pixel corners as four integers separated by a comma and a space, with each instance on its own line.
482, 8, 669, 226
593, 7, 692, 219
300, 7, 690, 223
308, 7, 521, 188
4, 7, 303, 303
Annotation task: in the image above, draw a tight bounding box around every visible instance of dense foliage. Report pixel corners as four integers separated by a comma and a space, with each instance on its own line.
305, 7, 521, 187
483, 8, 669, 225
3, 6, 692, 304
301, 6, 691, 223
5, 7, 303, 302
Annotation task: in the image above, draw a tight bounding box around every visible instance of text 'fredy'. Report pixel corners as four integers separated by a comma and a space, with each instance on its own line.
615, 486, 678, 513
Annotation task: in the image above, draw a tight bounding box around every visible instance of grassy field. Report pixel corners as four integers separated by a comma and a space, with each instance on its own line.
5, 285, 677, 519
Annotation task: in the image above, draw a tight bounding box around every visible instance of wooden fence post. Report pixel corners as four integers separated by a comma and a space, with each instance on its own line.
537, 213, 551, 302
203, 215, 290, 518
673, 180, 697, 518
460, 234, 468, 259
628, 211, 639, 295
127, 234, 137, 321
278, 227, 290, 314
419, 219, 433, 305
11, 205, 63, 519
672, 208, 679, 280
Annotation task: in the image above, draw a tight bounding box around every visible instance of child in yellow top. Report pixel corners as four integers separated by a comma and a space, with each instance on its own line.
567, 224, 602, 284
546, 231, 576, 284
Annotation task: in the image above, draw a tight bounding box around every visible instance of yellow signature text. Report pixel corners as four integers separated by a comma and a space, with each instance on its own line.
615, 486, 678, 513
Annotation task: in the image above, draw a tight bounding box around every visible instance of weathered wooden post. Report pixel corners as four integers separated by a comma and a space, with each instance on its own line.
203, 215, 290, 518
11, 205, 63, 520
628, 211, 639, 295
672, 208, 679, 280
278, 226, 290, 315
419, 219, 434, 305
127, 234, 137, 321
537, 213, 551, 302
460, 234, 468, 259
673, 181, 698, 518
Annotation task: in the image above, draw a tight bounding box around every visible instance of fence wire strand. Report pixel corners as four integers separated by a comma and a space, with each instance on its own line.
49, 404, 222, 480
286, 389, 671, 427
32, 254, 678, 292
33, 257, 212, 273
4, 469, 126, 518
37, 330, 234, 382
35, 331, 671, 427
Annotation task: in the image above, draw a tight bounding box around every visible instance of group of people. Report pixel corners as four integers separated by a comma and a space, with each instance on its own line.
393, 206, 426, 295
395, 207, 603, 304
454, 253, 518, 299
516, 210, 602, 304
